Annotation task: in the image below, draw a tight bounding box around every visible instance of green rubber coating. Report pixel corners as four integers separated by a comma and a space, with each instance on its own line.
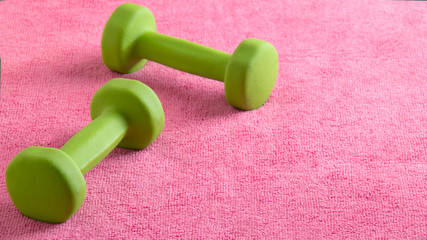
90, 78, 165, 150
135, 32, 231, 82
225, 39, 279, 110
101, 3, 279, 110
101, 3, 156, 73
61, 110, 128, 175
6, 147, 86, 223
5, 78, 165, 223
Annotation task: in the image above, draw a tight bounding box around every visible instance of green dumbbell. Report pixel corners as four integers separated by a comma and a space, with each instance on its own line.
5, 78, 165, 223
101, 3, 278, 111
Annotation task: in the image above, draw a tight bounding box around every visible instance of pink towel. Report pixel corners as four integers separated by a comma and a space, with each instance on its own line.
1, 0, 427, 238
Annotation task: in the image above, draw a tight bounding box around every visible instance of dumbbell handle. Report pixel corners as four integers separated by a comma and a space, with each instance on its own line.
135, 32, 231, 81
60, 111, 127, 175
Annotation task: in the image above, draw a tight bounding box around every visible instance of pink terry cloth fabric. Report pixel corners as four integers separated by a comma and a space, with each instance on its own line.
1, 0, 427, 238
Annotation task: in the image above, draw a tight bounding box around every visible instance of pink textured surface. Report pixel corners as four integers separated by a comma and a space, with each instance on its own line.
1, 0, 427, 238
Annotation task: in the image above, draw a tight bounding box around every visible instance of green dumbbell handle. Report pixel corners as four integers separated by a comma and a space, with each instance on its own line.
136, 32, 230, 81
60, 111, 127, 175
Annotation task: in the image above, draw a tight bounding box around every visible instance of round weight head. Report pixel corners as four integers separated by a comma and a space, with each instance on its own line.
101, 3, 156, 73
90, 78, 165, 150
6, 147, 86, 223
224, 38, 278, 110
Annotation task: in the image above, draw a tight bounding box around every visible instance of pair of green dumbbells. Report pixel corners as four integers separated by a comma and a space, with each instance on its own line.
5, 3, 278, 223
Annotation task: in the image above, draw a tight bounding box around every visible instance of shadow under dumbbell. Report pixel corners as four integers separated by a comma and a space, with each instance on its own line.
53, 51, 121, 84
15, 48, 251, 120
63, 55, 245, 119
130, 62, 248, 120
